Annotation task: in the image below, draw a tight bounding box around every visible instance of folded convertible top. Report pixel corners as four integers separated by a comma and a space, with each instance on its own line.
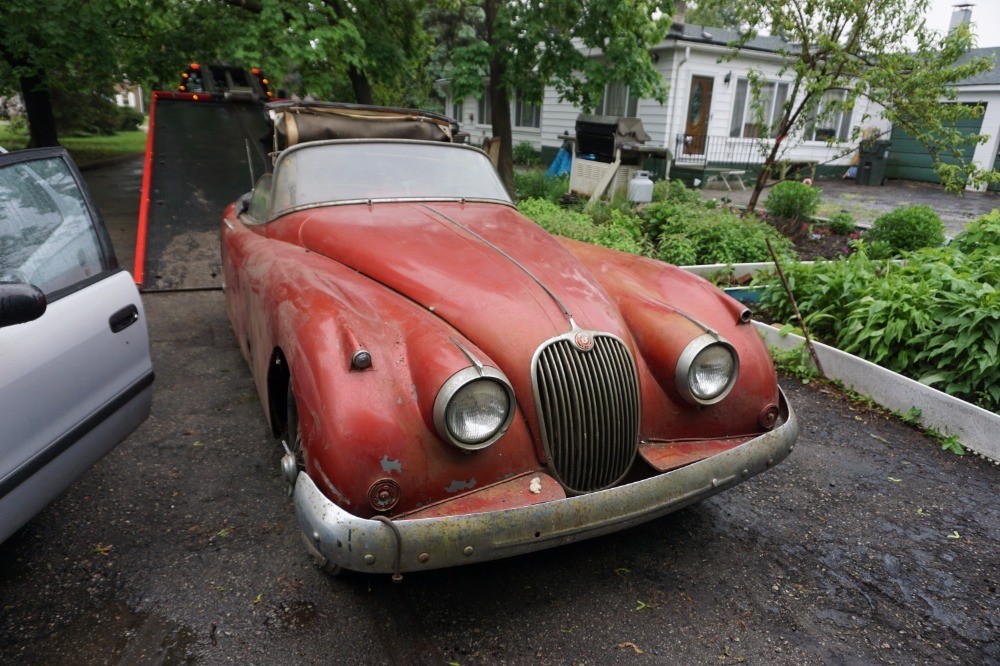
266, 101, 458, 155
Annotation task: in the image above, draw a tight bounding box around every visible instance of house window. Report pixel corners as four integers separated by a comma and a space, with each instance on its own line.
514, 90, 541, 128
452, 99, 463, 123
597, 82, 639, 117
477, 86, 491, 125
807, 90, 852, 141
730, 78, 789, 138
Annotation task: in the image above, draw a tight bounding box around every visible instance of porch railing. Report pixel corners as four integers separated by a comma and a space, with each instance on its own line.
672, 133, 769, 171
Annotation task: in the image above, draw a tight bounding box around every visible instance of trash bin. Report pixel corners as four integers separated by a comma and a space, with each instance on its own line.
856, 139, 891, 186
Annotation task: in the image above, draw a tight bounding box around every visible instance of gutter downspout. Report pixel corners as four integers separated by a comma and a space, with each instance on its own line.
667, 46, 690, 160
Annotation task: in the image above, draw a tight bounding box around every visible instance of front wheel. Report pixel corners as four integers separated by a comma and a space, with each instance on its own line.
285, 380, 342, 576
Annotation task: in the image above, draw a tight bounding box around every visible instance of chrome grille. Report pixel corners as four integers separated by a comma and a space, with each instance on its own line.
532, 334, 640, 493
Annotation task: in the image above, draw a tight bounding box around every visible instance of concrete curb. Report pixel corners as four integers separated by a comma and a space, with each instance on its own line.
754, 321, 1000, 462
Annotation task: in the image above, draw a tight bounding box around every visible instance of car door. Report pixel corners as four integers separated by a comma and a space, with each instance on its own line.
0, 147, 153, 541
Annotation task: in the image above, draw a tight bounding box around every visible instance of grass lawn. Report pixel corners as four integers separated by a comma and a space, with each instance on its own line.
0, 123, 147, 168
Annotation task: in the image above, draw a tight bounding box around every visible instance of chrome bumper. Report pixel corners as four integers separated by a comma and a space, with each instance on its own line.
293, 389, 797, 574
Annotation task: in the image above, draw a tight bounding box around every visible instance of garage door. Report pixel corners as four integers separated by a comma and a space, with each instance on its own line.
885, 104, 985, 183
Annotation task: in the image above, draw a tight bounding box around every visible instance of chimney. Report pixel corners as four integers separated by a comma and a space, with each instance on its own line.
674, 1, 686, 26
949, 3, 974, 32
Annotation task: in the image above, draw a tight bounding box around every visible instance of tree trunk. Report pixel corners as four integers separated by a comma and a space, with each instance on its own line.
485, 0, 514, 194
746, 135, 787, 212
20, 74, 59, 148
348, 66, 375, 105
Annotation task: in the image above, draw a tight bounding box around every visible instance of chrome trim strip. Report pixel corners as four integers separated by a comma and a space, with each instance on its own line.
423, 204, 575, 326
293, 389, 797, 574
271, 196, 516, 220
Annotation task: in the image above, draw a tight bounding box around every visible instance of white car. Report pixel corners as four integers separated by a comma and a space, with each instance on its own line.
0, 147, 153, 542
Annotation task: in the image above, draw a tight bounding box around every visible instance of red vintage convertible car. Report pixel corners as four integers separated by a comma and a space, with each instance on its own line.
221, 101, 797, 577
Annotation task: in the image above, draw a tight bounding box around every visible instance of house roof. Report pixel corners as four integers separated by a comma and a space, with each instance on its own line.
662, 22, 792, 54
666, 24, 1000, 88
954, 47, 1000, 86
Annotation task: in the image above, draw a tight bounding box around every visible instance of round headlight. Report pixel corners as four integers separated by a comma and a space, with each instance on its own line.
434, 367, 515, 450
676, 334, 739, 405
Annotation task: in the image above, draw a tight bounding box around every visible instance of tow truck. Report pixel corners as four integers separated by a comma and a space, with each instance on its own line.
135, 64, 274, 290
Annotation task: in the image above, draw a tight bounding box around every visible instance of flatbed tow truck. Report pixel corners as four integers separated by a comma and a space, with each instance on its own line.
135, 64, 274, 291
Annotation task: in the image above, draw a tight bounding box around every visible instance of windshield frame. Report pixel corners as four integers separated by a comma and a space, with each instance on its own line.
266, 139, 514, 221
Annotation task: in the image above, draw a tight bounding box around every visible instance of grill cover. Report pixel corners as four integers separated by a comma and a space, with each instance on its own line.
575, 115, 651, 163
533, 334, 640, 493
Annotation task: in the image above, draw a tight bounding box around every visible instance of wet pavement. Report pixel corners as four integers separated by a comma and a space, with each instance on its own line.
0, 158, 996, 664
702, 177, 1000, 236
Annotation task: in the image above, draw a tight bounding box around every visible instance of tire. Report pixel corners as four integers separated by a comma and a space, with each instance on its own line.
287, 380, 342, 576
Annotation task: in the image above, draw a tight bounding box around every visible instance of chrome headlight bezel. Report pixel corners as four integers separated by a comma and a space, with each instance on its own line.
675, 333, 740, 406
433, 366, 515, 450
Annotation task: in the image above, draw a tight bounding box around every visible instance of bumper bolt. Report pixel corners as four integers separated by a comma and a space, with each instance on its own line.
363, 554, 376, 565
418, 553, 430, 563
463, 546, 474, 556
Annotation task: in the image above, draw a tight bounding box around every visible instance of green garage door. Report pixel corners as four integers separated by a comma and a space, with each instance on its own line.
885, 105, 984, 183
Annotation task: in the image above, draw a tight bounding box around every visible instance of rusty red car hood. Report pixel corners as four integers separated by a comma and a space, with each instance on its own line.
288, 201, 631, 366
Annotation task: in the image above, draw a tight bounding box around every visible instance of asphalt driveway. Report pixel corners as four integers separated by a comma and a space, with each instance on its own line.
702, 177, 1000, 236
0, 158, 996, 664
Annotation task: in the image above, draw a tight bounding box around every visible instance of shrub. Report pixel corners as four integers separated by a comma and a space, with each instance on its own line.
865, 205, 944, 257
764, 180, 820, 224
656, 234, 698, 266
51, 87, 141, 136
755, 210, 1000, 412
827, 211, 855, 235
513, 141, 541, 166
642, 201, 795, 265
513, 169, 567, 202
653, 178, 701, 205
116, 105, 145, 132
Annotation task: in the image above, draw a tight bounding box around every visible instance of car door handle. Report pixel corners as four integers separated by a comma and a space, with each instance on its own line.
109, 304, 139, 333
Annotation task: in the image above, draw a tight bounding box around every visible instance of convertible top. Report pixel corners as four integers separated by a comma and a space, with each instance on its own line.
265, 101, 458, 154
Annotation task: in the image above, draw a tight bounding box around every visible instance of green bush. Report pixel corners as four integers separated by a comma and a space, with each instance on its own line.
51, 88, 142, 136
653, 178, 701, 205
755, 210, 1000, 412
764, 180, 820, 223
513, 169, 567, 202
866, 205, 945, 257
656, 234, 698, 266
642, 200, 795, 265
512, 141, 541, 166
827, 211, 855, 235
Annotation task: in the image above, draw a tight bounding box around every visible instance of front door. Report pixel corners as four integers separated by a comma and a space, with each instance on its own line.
684, 76, 714, 155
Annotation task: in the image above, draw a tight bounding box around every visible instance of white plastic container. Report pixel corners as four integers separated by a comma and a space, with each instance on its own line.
628, 170, 654, 203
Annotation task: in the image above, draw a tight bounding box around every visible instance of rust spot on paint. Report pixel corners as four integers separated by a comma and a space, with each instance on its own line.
380, 455, 402, 473
445, 478, 477, 493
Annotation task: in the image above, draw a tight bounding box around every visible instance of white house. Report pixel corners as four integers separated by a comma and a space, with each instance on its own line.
444, 6, 1000, 190
444, 17, 891, 183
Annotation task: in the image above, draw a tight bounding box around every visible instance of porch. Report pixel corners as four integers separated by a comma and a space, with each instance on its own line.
670, 133, 820, 188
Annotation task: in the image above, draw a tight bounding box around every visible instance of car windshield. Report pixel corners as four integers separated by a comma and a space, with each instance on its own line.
269, 141, 511, 216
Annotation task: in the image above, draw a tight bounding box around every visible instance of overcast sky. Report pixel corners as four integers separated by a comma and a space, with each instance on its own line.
925, 1, 1000, 47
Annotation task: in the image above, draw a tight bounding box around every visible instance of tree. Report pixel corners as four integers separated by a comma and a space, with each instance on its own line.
702, 0, 997, 211
224, 0, 432, 107
433, 0, 673, 192
685, 1, 743, 30
0, 0, 244, 147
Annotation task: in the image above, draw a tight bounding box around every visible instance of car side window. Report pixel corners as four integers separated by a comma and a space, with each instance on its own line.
0, 157, 108, 297
246, 173, 273, 223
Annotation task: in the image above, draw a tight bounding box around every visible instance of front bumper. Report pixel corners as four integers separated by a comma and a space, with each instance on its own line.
293, 389, 798, 574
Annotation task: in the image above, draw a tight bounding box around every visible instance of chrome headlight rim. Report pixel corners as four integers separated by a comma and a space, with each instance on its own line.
433, 366, 515, 451
675, 333, 740, 406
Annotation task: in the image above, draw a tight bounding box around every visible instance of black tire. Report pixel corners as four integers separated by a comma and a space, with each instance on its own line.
287, 380, 341, 576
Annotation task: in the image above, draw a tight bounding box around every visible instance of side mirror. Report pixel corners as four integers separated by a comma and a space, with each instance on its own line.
0, 282, 47, 329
